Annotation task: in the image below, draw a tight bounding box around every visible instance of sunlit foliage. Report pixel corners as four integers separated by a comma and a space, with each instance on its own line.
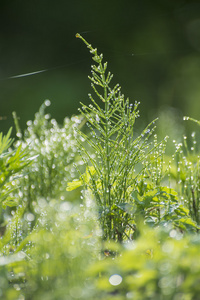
0, 35, 200, 300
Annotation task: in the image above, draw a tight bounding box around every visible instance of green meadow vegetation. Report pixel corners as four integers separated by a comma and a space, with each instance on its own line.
0, 34, 200, 299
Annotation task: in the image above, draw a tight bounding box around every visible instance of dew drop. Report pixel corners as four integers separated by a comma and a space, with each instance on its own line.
109, 274, 123, 286
44, 99, 51, 106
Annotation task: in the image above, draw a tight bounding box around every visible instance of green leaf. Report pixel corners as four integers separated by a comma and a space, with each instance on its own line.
175, 205, 189, 216
179, 217, 198, 228
3, 197, 18, 207
116, 203, 136, 214
66, 179, 83, 191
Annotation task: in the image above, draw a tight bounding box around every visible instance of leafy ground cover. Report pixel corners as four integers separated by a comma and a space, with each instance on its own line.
0, 35, 200, 299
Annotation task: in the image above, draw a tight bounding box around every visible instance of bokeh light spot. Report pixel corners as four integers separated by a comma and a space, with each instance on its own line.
109, 274, 122, 286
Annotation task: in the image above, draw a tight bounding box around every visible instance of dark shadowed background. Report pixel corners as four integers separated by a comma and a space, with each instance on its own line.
1, 0, 200, 138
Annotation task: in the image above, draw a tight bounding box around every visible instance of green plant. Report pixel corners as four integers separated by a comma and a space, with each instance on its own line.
13, 100, 85, 214
130, 134, 198, 234
166, 116, 200, 226
89, 224, 200, 300
0, 194, 100, 300
67, 33, 162, 241
1, 33, 200, 300
0, 128, 32, 212
68, 34, 198, 241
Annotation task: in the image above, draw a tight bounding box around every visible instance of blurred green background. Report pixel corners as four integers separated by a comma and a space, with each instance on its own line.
1, 0, 200, 137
